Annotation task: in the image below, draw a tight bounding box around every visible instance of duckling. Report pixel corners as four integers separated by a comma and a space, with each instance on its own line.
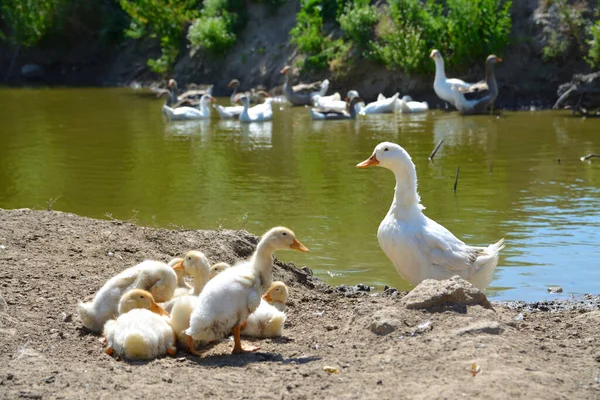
209, 262, 231, 279
161, 251, 211, 313
103, 289, 176, 360
241, 281, 289, 338
78, 260, 177, 333
185, 227, 309, 355
168, 257, 191, 298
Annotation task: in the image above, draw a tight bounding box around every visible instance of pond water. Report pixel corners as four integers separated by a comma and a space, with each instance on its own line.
0, 87, 598, 301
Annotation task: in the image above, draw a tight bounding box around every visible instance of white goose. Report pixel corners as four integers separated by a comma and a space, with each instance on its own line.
356, 142, 505, 290
239, 95, 273, 123
399, 95, 429, 114
162, 94, 215, 121
355, 92, 399, 115
184, 227, 309, 355
430, 49, 474, 107
214, 104, 244, 119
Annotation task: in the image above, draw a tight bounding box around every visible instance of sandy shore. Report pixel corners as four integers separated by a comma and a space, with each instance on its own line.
0, 208, 598, 399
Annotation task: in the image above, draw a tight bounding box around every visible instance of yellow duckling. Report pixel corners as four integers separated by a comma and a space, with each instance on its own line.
168, 257, 191, 298
103, 289, 175, 360
209, 262, 231, 279
241, 281, 289, 338
185, 227, 309, 355
78, 260, 177, 333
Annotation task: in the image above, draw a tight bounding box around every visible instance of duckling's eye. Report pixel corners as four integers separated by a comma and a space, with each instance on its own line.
282, 232, 287, 236
384, 147, 389, 152
187, 256, 192, 260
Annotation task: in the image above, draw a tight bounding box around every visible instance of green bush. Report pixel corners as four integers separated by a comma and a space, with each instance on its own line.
586, 20, 600, 68
187, 15, 236, 55
338, 0, 379, 54
0, 0, 55, 47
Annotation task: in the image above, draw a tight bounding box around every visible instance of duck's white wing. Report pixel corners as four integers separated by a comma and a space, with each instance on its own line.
445, 78, 473, 90
418, 217, 478, 272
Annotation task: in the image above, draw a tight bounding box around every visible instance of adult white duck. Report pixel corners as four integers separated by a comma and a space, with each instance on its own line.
239, 95, 273, 123
307, 93, 363, 121
354, 91, 399, 115
356, 142, 505, 290
162, 94, 215, 121
430, 49, 474, 107
184, 227, 309, 355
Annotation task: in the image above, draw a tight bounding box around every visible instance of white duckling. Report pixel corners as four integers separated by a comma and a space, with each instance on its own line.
78, 260, 177, 333
162, 94, 215, 121
355, 92, 399, 115
209, 262, 231, 279
161, 251, 211, 313
356, 142, 505, 290
168, 257, 190, 298
184, 227, 309, 355
241, 281, 289, 338
399, 95, 429, 114
239, 95, 273, 123
103, 289, 176, 360
430, 49, 474, 107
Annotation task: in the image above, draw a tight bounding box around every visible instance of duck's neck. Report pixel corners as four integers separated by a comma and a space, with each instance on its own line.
190, 273, 208, 296
283, 72, 291, 93
434, 57, 447, 82
250, 241, 274, 290
387, 163, 423, 216
485, 62, 497, 94
230, 86, 238, 104
168, 86, 178, 105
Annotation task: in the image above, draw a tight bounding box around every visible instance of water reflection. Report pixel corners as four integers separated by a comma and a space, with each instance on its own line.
0, 88, 599, 301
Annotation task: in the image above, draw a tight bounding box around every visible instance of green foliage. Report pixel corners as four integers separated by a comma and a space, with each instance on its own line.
586, 19, 600, 68
187, 15, 236, 55
541, 0, 587, 61
338, 0, 379, 54
0, 0, 56, 47
119, 0, 199, 74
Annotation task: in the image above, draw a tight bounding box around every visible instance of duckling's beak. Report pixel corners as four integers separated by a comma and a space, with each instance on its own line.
356, 154, 379, 168
172, 260, 185, 271
151, 301, 170, 317
262, 292, 273, 302
290, 238, 309, 252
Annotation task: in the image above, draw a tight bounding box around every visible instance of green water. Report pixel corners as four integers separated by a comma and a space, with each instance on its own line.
0, 88, 598, 301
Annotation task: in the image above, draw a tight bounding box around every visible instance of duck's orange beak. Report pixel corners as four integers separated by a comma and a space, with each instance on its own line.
262, 292, 273, 302
172, 260, 185, 271
497, 57, 503, 62
290, 238, 309, 252
356, 154, 379, 168
151, 301, 170, 317
429, 50, 436, 58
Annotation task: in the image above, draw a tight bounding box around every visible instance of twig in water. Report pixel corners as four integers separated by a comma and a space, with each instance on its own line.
580, 153, 599, 161
47, 196, 61, 211
429, 139, 444, 161
489, 162, 493, 175
453, 166, 460, 192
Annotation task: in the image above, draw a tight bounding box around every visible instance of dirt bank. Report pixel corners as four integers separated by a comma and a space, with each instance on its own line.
0, 208, 599, 399
0, 1, 595, 108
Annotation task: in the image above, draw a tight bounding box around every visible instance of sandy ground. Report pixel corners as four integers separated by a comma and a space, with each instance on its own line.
0, 208, 599, 399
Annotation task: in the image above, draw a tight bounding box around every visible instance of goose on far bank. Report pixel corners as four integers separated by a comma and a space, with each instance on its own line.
430, 49, 474, 108
399, 95, 429, 114
307, 91, 362, 120
281, 66, 328, 106
451, 55, 502, 115
228, 79, 270, 105
356, 142, 505, 290
356, 92, 399, 115
239, 95, 273, 123
162, 93, 215, 121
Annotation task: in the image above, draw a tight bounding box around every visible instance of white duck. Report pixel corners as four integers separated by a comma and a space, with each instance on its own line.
450, 55, 502, 115
356, 142, 505, 290
312, 90, 347, 111
430, 49, 474, 107
399, 95, 429, 114
162, 94, 215, 121
241, 281, 289, 338
184, 227, 309, 355
213, 104, 244, 119
168, 257, 190, 298
209, 262, 231, 279
161, 251, 211, 313
239, 95, 273, 123
103, 289, 176, 360
307, 91, 362, 120
78, 260, 177, 333
355, 91, 399, 115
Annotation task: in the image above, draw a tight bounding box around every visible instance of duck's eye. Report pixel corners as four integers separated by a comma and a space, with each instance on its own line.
384, 147, 389, 152
282, 232, 287, 236
187, 257, 192, 260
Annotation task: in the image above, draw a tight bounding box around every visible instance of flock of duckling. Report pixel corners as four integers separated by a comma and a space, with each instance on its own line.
78, 227, 308, 360
159, 49, 501, 122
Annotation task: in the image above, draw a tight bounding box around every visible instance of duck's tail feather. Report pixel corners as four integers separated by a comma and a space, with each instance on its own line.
123, 331, 153, 360
78, 302, 99, 332
472, 238, 505, 290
